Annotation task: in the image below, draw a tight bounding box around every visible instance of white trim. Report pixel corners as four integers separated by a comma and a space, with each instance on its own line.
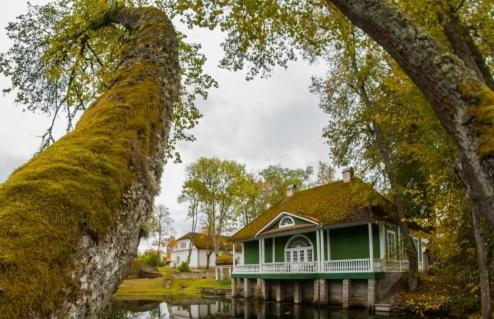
327, 229, 331, 261
259, 239, 263, 272
254, 212, 319, 236
284, 234, 314, 263
379, 223, 386, 259
316, 229, 320, 263
272, 237, 275, 263
279, 216, 295, 228
368, 223, 374, 271
257, 226, 318, 239
386, 229, 397, 260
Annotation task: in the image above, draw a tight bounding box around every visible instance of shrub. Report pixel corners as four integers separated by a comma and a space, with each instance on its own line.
139, 250, 164, 267
178, 261, 190, 272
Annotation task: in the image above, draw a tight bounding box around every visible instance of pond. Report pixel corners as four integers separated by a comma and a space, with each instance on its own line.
104, 299, 417, 319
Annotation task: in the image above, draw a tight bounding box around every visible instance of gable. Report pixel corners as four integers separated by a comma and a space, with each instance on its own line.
266, 214, 313, 231
255, 212, 319, 236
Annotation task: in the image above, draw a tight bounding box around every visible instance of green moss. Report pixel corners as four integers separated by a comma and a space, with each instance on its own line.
0, 62, 166, 317
464, 83, 494, 158
232, 179, 394, 241
112, 277, 231, 300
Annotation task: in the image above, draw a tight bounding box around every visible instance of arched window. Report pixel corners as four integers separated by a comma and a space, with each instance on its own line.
284, 235, 313, 263
279, 216, 295, 228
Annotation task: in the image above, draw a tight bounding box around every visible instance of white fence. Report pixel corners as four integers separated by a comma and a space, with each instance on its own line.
233, 258, 412, 274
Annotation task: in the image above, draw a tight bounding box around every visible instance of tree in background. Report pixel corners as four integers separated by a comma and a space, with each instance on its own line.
165, 0, 494, 315
0, 1, 186, 317
150, 204, 175, 263
179, 157, 247, 265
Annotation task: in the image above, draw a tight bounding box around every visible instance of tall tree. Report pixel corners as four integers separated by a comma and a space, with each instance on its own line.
168, 0, 494, 236
179, 157, 247, 264
0, 2, 181, 317
151, 204, 175, 263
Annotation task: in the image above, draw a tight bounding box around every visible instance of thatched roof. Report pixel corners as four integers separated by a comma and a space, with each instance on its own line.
176, 232, 233, 250
232, 179, 397, 241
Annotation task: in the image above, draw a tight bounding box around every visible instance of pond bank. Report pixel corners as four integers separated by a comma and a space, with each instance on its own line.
113, 267, 230, 300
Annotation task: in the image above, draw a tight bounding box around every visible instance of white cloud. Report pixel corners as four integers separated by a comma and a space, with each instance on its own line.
0, 2, 333, 251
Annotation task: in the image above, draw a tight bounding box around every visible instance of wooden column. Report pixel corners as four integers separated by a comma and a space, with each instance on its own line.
319, 280, 328, 305
368, 223, 374, 271
244, 278, 251, 298
342, 279, 350, 308
316, 230, 321, 271
274, 280, 283, 302
313, 279, 320, 304
368, 279, 376, 309
294, 280, 303, 304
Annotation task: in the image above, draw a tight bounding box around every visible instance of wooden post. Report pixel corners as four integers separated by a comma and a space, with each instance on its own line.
342, 279, 350, 308
313, 279, 320, 304
294, 280, 303, 304
319, 280, 328, 305
368, 279, 376, 309
244, 278, 251, 299
368, 223, 374, 272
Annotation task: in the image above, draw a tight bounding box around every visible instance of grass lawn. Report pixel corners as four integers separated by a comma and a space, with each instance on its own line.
113, 268, 231, 300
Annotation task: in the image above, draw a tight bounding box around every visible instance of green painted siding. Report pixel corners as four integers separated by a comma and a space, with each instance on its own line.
274, 235, 290, 262
373, 224, 380, 259
330, 225, 369, 260
243, 240, 259, 264
264, 238, 273, 263
268, 215, 310, 231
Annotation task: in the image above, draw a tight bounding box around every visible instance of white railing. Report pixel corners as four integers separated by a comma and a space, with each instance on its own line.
233, 264, 259, 273
262, 261, 319, 273
323, 258, 371, 272
233, 258, 417, 274
382, 260, 409, 272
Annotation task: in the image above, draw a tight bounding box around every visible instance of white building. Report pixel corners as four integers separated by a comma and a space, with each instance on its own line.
170, 232, 233, 268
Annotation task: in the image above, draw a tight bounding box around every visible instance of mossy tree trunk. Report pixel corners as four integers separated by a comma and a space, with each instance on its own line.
324, 0, 494, 233
0, 7, 179, 318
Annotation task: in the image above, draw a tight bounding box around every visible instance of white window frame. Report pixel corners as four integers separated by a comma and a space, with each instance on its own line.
284, 234, 314, 263
279, 216, 295, 228
180, 241, 187, 249
386, 230, 397, 260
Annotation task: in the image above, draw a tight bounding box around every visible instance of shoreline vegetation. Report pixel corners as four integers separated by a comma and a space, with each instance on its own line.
113, 267, 231, 301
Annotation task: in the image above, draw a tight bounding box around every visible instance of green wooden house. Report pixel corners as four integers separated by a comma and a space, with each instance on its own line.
230, 170, 425, 308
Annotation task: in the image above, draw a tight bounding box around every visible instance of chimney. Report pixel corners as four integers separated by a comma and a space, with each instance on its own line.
286, 184, 297, 197
342, 168, 354, 183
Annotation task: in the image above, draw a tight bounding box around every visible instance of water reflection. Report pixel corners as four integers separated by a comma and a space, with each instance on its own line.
104, 299, 413, 319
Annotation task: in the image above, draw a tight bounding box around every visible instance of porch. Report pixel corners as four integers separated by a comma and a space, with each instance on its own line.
233, 258, 417, 274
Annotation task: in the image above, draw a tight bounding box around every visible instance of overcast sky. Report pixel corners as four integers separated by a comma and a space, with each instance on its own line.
0, 2, 333, 248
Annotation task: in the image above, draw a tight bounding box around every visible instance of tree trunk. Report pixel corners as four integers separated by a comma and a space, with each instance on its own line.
0, 7, 179, 318
471, 206, 493, 319
348, 44, 419, 290
325, 0, 494, 230
439, 10, 493, 316
373, 124, 420, 291
437, 7, 494, 91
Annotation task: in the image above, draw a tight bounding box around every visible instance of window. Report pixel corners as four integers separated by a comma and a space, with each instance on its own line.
413, 237, 422, 262
180, 241, 186, 249
285, 235, 313, 263
387, 230, 397, 260
176, 256, 180, 264
279, 216, 295, 228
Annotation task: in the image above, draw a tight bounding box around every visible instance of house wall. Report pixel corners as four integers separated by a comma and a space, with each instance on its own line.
330, 225, 369, 260
241, 223, 403, 265
170, 239, 216, 268
244, 240, 259, 264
